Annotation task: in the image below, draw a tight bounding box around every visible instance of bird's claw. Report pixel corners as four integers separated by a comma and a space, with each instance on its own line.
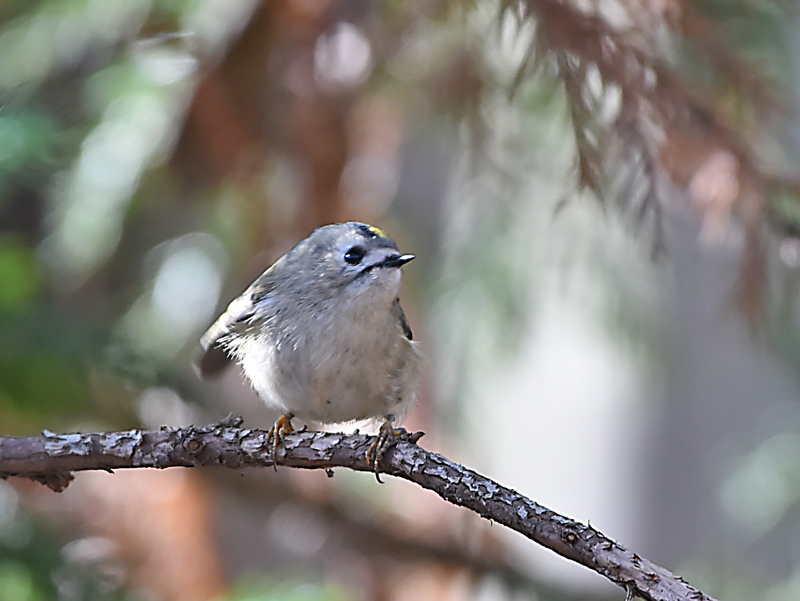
366, 421, 406, 483
266, 413, 294, 470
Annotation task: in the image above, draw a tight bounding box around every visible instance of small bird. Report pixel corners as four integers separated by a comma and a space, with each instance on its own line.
196, 222, 421, 476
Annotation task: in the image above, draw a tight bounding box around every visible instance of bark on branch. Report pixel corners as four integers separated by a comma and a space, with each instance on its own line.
0, 418, 716, 601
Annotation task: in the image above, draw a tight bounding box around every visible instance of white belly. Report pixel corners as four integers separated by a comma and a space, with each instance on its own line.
237, 303, 420, 425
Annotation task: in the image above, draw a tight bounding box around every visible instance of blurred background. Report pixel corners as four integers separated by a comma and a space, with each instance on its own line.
2, 0, 800, 600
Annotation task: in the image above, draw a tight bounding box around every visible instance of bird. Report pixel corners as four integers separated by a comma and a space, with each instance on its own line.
196, 222, 421, 477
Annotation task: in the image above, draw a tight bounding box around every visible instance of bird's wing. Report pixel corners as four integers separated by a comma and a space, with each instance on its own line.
394, 298, 413, 341
194, 263, 279, 378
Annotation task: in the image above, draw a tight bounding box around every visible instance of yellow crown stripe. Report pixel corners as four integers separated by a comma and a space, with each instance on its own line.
367, 225, 387, 238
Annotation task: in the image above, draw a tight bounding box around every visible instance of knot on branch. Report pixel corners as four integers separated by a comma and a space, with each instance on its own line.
30, 471, 75, 493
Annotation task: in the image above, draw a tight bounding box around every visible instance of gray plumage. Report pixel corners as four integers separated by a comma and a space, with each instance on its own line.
196, 222, 421, 427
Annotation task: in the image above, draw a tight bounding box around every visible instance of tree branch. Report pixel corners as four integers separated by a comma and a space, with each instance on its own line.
0, 418, 717, 601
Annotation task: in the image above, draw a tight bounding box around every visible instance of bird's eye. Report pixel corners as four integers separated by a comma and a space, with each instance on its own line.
344, 246, 366, 265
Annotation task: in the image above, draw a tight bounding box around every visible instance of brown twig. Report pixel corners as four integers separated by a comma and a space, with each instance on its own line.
0, 417, 717, 601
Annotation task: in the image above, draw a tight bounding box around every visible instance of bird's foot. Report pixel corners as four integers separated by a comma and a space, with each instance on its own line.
366, 420, 406, 483
266, 413, 294, 470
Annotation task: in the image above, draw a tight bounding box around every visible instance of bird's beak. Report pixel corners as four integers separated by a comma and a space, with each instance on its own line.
382, 254, 415, 268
